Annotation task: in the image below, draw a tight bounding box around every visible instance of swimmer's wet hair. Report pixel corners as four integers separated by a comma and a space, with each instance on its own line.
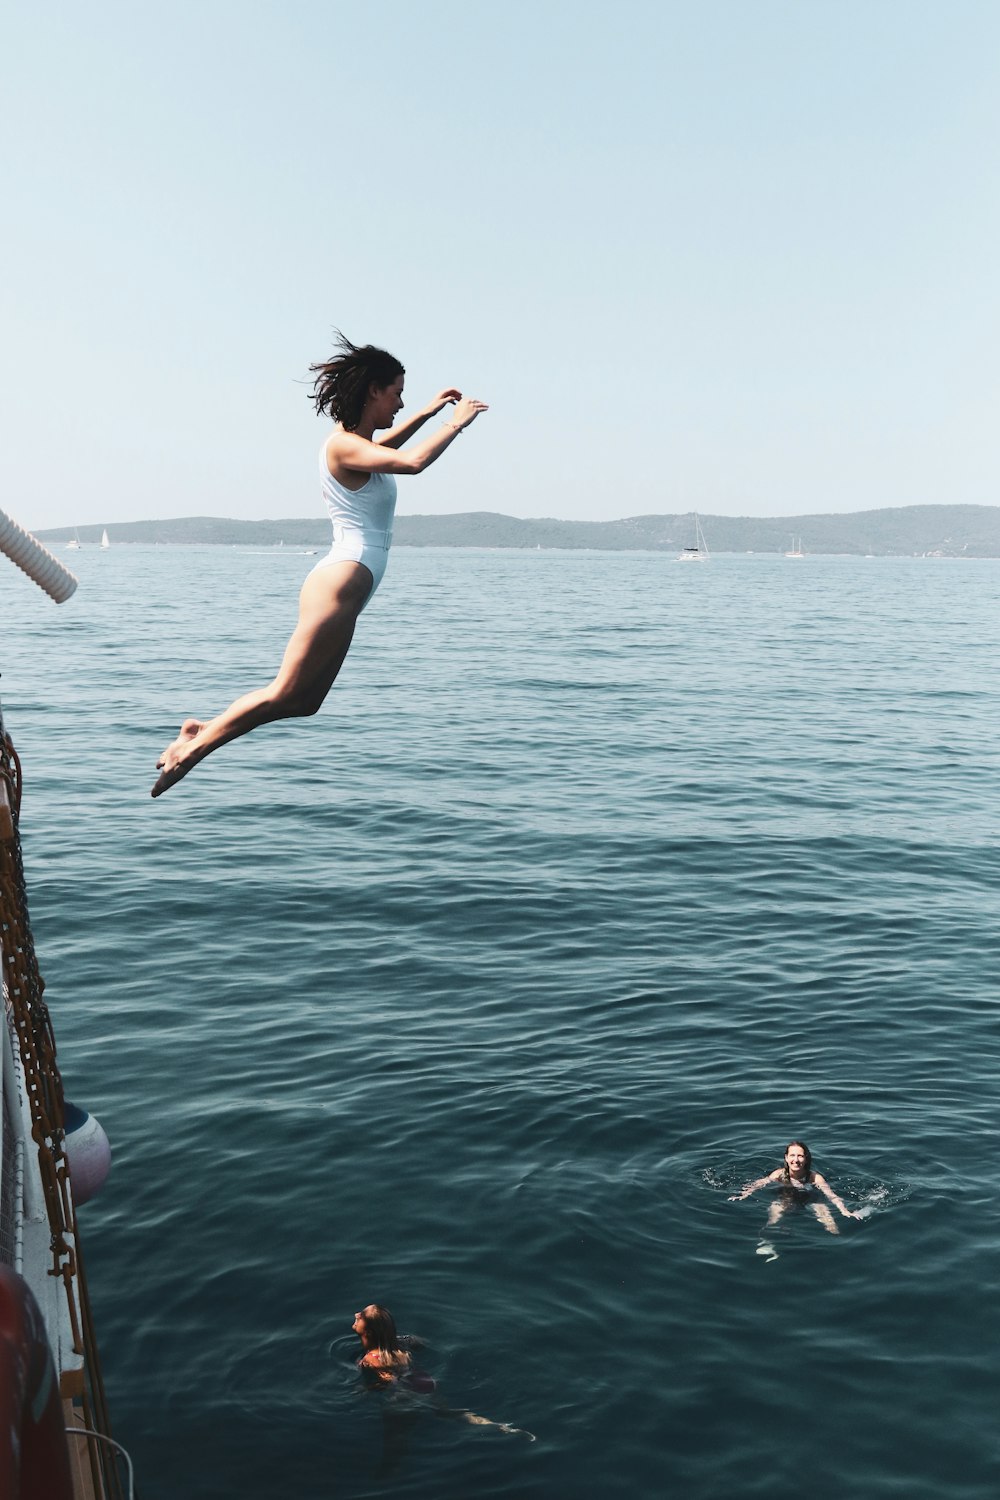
360, 1304, 401, 1353
309, 332, 405, 431
782, 1141, 812, 1181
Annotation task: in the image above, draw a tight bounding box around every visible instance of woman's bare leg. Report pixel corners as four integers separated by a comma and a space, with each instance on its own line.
428, 1401, 535, 1440
755, 1197, 786, 1260
811, 1203, 840, 1235
151, 562, 373, 798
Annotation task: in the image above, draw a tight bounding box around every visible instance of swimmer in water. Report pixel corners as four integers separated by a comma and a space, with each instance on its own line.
729, 1141, 863, 1236
151, 334, 488, 797
352, 1304, 533, 1439
353, 1304, 428, 1390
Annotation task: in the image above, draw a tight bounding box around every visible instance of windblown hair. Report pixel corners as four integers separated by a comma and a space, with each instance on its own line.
360, 1304, 401, 1354
308, 333, 405, 430
782, 1141, 812, 1181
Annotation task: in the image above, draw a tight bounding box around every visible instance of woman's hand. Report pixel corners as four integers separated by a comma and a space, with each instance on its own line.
427, 388, 463, 415
449, 396, 489, 430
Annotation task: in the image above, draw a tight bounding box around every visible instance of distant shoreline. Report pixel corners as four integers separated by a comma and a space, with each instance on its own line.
34, 543, 998, 559
34, 503, 1000, 558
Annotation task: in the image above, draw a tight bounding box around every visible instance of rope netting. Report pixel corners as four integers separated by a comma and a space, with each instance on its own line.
0, 716, 124, 1500
0, 731, 75, 1308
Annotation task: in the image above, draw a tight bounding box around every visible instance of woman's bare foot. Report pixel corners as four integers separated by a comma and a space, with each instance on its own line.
151, 719, 207, 798
157, 718, 205, 767
151, 756, 197, 798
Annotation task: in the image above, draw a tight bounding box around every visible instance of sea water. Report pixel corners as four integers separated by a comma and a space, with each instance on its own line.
3, 545, 998, 1499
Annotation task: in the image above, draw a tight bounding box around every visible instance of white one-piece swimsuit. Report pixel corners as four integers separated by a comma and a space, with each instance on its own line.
310, 443, 397, 608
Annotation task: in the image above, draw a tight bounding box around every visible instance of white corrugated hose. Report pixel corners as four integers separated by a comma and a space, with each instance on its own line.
0, 507, 78, 603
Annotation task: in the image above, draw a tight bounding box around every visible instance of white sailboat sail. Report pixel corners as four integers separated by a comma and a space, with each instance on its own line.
677, 513, 709, 562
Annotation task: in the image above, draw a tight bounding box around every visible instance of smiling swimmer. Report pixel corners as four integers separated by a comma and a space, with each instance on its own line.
730, 1141, 863, 1238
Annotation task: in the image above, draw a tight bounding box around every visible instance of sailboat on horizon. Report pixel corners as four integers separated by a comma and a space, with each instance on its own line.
676, 513, 710, 562
100, 528, 110, 549
784, 535, 804, 558
66, 527, 82, 551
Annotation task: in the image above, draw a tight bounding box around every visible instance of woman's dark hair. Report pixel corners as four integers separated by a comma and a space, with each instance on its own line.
782, 1141, 812, 1180
360, 1304, 400, 1354
309, 333, 404, 430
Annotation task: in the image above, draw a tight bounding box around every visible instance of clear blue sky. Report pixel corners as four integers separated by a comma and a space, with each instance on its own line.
4, 1, 998, 528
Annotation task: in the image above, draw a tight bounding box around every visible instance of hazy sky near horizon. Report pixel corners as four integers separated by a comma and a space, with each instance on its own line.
4, 1, 998, 529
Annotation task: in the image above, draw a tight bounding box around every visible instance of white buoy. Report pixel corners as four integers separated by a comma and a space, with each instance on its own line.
63, 1103, 112, 1205
0, 507, 78, 603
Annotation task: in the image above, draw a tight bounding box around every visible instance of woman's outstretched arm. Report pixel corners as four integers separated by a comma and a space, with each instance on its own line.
729, 1170, 782, 1201
376, 388, 462, 449
812, 1173, 862, 1219
330, 397, 487, 476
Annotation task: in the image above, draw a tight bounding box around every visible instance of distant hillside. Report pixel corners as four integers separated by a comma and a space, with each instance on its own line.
35, 504, 1000, 556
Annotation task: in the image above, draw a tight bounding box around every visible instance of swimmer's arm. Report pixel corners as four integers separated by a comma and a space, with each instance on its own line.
365, 1350, 410, 1366
729, 1170, 783, 1201
328, 406, 487, 477
359, 1353, 393, 1384
376, 389, 462, 449
361, 1350, 412, 1382
813, 1172, 862, 1219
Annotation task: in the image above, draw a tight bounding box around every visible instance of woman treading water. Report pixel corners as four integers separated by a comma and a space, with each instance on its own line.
352, 1304, 534, 1441
151, 335, 488, 797
730, 1141, 862, 1251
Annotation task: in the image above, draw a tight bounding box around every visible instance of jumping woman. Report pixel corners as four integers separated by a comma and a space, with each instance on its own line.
151, 335, 488, 797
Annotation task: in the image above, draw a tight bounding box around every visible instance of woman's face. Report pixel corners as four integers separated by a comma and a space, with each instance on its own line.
352, 1311, 371, 1347
785, 1145, 808, 1177
370, 375, 404, 429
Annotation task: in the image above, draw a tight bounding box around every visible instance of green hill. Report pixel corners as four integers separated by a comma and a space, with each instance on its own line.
35, 504, 1000, 556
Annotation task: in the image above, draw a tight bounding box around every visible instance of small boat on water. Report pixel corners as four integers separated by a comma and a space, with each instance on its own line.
676, 513, 710, 562
66, 528, 82, 551
100, 529, 110, 550
785, 535, 805, 558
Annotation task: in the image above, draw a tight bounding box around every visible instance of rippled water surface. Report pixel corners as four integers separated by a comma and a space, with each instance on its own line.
4, 545, 999, 1498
